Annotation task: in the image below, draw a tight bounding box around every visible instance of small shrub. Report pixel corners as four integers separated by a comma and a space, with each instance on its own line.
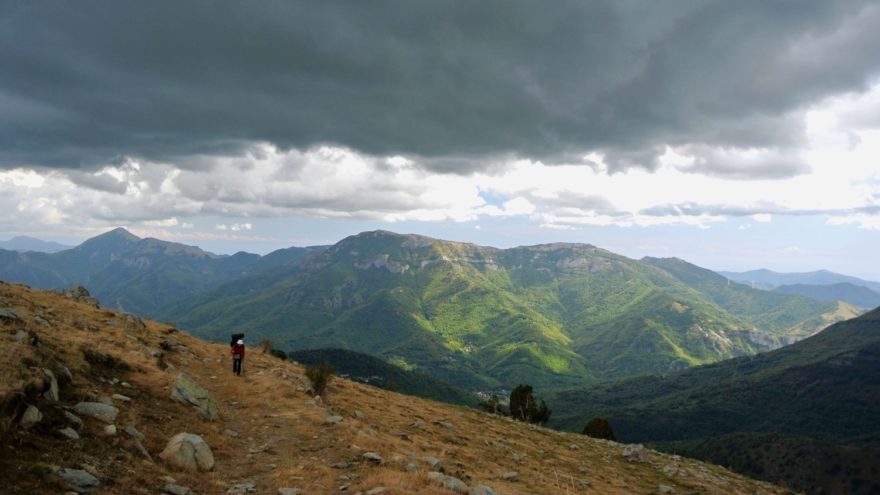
259, 339, 273, 354
269, 348, 288, 361
82, 348, 131, 371
582, 417, 616, 441
305, 363, 334, 396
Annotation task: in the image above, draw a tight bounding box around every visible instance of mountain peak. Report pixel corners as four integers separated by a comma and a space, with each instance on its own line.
102, 227, 140, 241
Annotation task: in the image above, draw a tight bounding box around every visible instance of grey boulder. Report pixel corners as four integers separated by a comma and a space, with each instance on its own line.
159, 432, 215, 471
170, 373, 219, 421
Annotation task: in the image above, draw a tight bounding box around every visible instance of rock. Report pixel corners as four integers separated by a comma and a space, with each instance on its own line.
409, 421, 425, 430
62, 286, 100, 307
501, 471, 518, 481
353, 410, 365, 419
331, 462, 352, 469
74, 402, 119, 424
58, 427, 80, 440
426, 472, 469, 494
163, 483, 193, 495
112, 393, 132, 402
421, 456, 442, 471
362, 452, 384, 464
366, 488, 387, 495
159, 433, 215, 471
123, 438, 153, 460
404, 463, 418, 473
33, 315, 50, 326
42, 369, 59, 402
170, 373, 219, 421
226, 480, 257, 494
325, 415, 344, 424
224, 429, 239, 437
657, 485, 676, 494
622, 444, 649, 463
102, 424, 117, 436
12, 330, 28, 343
0, 307, 24, 323
57, 468, 100, 492
20, 405, 42, 429
57, 364, 74, 383
123, 424, 145, 440
277, 489, 302, 495
469, 485, 497, 495
64, 411, 84, 429
98, 395, 115, 406
436, 420, 454, 430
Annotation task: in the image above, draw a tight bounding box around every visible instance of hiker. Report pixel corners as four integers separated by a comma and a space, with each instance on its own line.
231, 338, 245, 376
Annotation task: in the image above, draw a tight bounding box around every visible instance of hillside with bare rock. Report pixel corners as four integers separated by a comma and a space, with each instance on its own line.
0, 282, 790, 494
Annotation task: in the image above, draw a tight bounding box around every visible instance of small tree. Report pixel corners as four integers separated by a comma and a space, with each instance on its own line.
305, 362, 334, 396
582, 417, 616, 441
259, 338, 273, 354
480, 394, 505, 415
509, 384, 552, 424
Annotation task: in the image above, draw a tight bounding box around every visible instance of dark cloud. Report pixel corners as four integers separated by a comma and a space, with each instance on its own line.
1, 1, 879, 174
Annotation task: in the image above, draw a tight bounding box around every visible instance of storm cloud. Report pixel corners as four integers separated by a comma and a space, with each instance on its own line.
2, 0, 879, 175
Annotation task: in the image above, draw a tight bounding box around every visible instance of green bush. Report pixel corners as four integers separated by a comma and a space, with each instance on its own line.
582, 417, 616, 441
305, 362, 334, 396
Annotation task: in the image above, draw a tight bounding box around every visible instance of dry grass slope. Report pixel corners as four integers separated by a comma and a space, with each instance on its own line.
0, 282, 793, 494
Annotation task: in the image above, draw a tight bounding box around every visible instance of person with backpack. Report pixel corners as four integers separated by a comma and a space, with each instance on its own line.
231, 337, 245, 376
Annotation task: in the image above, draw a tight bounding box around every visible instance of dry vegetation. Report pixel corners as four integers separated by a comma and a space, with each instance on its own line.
0, 282, 795, 494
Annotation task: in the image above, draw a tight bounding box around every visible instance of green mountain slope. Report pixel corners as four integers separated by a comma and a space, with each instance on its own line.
774, 282, 880, 310
642, 257, 849, 343
160, 231, 835, 389
288, 348, 480, 407
0, 228, 323, 314
549, 308, 880, 494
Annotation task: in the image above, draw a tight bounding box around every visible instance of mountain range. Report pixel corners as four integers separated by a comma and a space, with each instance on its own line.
773, 282, 880, 310
549, 306, 880, 494
720, 268, 880, 294
0, 228, 857, 390
0, 235, 72, 253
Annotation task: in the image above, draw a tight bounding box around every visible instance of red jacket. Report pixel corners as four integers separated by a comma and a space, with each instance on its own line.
231, 343, 245, 358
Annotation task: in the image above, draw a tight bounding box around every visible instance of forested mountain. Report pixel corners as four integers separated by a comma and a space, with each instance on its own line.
0, 235, 72, 253
773, 282, 880, 310
720, 268, 880, 294
549, 307, 880, 494
158, 230, 843, 389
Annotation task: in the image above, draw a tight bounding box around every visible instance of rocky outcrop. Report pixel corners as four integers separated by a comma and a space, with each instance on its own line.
74, 402, 119, 424
57, 468, 101, 492
19, 405, 42, 429
623, 444, 649, 463
159, 433, 215, 471
170, 373, 219, 421
62, 286, 100, 308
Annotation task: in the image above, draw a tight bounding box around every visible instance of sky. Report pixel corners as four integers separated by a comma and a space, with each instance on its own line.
1, 1, 879, 279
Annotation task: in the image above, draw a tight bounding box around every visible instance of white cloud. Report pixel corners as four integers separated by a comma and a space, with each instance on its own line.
751, 214, 772, 222
827, 213, 880, 230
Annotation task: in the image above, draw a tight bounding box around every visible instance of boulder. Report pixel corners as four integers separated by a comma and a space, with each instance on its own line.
501, 471, 518, 481
159, 433, 215, 471
58, 427, 80, 440
469, 485, 497, 495
62, 286, 100, 308
20, 405, 43, 429
227, 481, 257, 494
622, 444, 649, 463
58, 468, 100, 492
64, 411, 84, 429
657, 485, 676, 494
362, 452, 384, 464
277, 489, 302, 495
427, 472, 469, 494
74, 402, 119, 424
42, 369, 59, 402
163, 483, 193, 495
421, 456, 442, 471
170, 373, 219, 421
0, 307, 24, 323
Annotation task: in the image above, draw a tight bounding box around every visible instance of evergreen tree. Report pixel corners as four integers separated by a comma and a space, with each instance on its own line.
509, 384, 552, 424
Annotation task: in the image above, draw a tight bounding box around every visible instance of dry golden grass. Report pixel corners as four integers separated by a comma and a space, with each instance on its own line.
0, 282, 796, 494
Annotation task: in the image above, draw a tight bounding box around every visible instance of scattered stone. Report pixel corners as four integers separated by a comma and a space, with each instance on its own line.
325, 415, 344, 424
331, 462, 352, 469
170, 373, 219, 421
57, 468, 100, 492
42, 369, 59, 401
57, 364, 74, 383
20, 405, 43, 429
404, 463, 418, 473
501, 471, 519, 481
362, 452, 384, 464
163, 483, 193, 495
102, 424, 117, 436
74, 402, 119, 424
226, 480, 257, 494
159, 433, 215, 471
657, 485, 676, 494
62, 286, 100, 307
436, 420, 454, 430
366, 488, 387, 495
0, 307, 24, 323
98, 396, 115, 406
277, 489, 301, 495
123, 438, 153, 460
662, 464, 680, 477
121, 381, 132, 388
421, 456, 442, 471
469, 485, 497, 495
123, 424, 145, 440
12, 330, 28, 343
427, 472, 468, 494
353, 410, 365, 419
64, 411, 84, 429
58, 427, 80, 440
224, 429, 239, 437
111, 393, 132, 402
409, 421, 425, 430
622, 444, 649, 463
33, 316, 50, 326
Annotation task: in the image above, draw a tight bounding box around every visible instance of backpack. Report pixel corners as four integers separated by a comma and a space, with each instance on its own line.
230, 333, 245, 346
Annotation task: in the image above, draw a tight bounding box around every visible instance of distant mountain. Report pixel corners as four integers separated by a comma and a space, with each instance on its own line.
774, 282, 880, 310
719, 268, 880, 294
159, 230, 842, 390
0, 228, 324, 314
288, 348, 479, 407
0, 235, 72, 253
550, 307, 880, 494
